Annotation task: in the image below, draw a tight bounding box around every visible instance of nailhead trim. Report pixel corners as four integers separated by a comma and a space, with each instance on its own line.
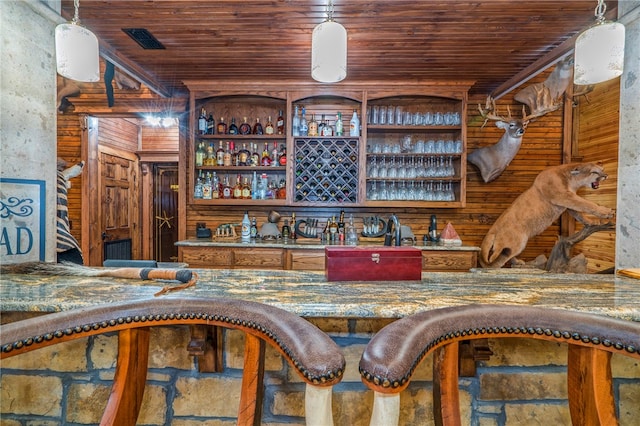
360, 325, 638, 389
2, 311, 344, 385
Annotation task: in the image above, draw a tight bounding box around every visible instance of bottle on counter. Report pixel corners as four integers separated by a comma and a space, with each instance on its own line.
282, 219, 290, 239
250, 216, 258, 239
241, 211, 251, 242
290, 212, 297, 239
429, 214, 438, 241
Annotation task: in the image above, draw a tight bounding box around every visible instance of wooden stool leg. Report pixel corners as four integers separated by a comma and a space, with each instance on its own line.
568, 345, 617, 426
238, 333, 265, 426
100, 327, 150, 426
306, 384, 335, 426
369, 392, 400, 426
433, 343, 461, 426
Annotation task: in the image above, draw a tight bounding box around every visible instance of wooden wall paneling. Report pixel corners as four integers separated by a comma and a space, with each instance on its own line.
57, 114, 84, 249
140, 125, 180, 152
571, 79, 620, 272
97, 117, 140, 152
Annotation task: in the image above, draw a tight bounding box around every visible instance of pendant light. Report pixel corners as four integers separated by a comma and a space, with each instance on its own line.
312, 0, 347, 83
574, 0, 625, 85
55, 0, 100, 82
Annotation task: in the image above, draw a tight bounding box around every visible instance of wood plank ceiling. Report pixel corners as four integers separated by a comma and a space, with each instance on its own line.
61, 1, 616, 98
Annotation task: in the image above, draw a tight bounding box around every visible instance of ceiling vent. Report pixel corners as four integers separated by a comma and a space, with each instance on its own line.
122, 28, 165, 50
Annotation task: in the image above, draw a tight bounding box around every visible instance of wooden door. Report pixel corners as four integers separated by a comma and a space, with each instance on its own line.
154, 165, 178, 262
99, 147, 140, 262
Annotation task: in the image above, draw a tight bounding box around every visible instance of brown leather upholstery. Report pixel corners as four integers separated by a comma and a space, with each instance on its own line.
2, 297, 345, 425
360, 304, 640, 426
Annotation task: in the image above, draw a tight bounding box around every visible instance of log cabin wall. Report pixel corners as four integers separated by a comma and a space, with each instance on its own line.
58, 66, 618, 268
57, 114, 84, 249
571, 79, 620, 272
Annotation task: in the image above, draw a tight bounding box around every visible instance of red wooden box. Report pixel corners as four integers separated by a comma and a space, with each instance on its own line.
325, 246, 422, 281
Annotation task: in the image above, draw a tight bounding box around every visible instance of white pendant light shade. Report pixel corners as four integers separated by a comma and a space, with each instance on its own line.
574, 21, 625, 85
55, 22, 100, 82
312, 20, 347, 83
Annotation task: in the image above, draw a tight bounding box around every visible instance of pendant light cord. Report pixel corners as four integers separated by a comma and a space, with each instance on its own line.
594, 0, 607, 24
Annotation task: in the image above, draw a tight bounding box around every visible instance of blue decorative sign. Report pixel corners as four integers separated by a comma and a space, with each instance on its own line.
0, 178, 46, 262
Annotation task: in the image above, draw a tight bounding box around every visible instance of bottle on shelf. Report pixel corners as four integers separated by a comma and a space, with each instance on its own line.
198, 108, 207, 135
335, 112, 343, 136
265, 116, 275, 135
211, 172, 220, 199
205, 143, 215, 166
237, 143, 250, 166
242, 177, 251, 199
223, 141, 232, 166
292, 105, 300, 136
216, 141, 225, 166
278, 144, 287, 166
241, 211, 251, 242
239, 117, 252, 135
207, 113, 215, 135
250, 143, 260, 167
318, 114, 325, 135
300, 107, 308, 136
221, 175, 232, 199
271, 142, 279, 166
233, 174, 243, 199
217, 117, 227, 135
322, 115, 333, 136
195, 142, 205, 167
251, 171, 258, 199
308, 114, 318, 136
202, 172, 212, 199
261, 143, 271, 166
230, 141, 238, 166
194, 170, 204, 199
253, 117, 264, 135
276, 109, 285, 135
228, 118, 239, 135
350, 109, 360, 136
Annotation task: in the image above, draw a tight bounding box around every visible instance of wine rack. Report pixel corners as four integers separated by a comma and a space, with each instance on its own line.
293, 137, 359, 204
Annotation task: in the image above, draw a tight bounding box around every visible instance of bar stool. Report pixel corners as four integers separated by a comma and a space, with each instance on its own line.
359, 304, 640, 426
1, 297, 345, 426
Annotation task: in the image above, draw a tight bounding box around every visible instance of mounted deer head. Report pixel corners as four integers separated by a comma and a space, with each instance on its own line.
469, 96, 545, 183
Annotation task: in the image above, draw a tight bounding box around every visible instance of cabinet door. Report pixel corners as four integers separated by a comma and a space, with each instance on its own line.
180, 247, 233, 268
286, 249, 326, 271
233, 248, 283, 269
422, 251, 477, 271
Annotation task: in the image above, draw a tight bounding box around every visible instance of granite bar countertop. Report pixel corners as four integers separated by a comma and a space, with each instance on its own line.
175, 238, 480, 251
1, 269, 638, 322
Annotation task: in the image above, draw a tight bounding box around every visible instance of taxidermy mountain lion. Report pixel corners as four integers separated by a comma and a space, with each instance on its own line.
480, 162, 614, 268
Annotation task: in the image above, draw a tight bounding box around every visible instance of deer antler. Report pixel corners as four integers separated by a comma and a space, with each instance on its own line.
478, 96, 514, 128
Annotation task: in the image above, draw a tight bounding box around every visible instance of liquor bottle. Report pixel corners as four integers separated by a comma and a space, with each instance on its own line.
250, 217, 258, 239
242, 177, 251, 199
250, 143, 260, 167
223, 141, 232, 166
329, 216, 339, 236
350, 109, 360, 136
202, 172, 212, 199
261, 143, 271, 166
194, 170, 204, 199
217, 117, 227, 135
251, 171, 258, 199
211, 172, 220, 199
265, 116, 275, 135
195, 142, 205, 167
216, 141, 225, 166
278, 144, 287, 166
290, 212, 296, 239
222, 175, 232, 199
241, 211, 251, 242
271, 142, 279, 166
276, 110, 285, 135
308, 114, 318, 136
237, 143, 250, 166
281, 219, 290, 239
335, 112, 343, 136
205, 143, 215, 166
233, 174, 243, 199
230, 141, 238, 166
322, 115, 333, 136
228, 117, 239, 135
318, 114, 325, 135
292, 105, 300, 136
338, 209, 345, 234
300, 107, 308, 136
253, 117, 264, 135
429, 214, 438, 241
207, 113, 215, 135
239, 117, 252, 135
198, 108, 207, 135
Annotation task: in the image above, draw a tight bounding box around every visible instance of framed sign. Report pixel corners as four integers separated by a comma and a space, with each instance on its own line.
0, 178, 46, 262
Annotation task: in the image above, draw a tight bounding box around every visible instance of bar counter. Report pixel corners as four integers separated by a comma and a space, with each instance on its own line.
2, 268, 639, 321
